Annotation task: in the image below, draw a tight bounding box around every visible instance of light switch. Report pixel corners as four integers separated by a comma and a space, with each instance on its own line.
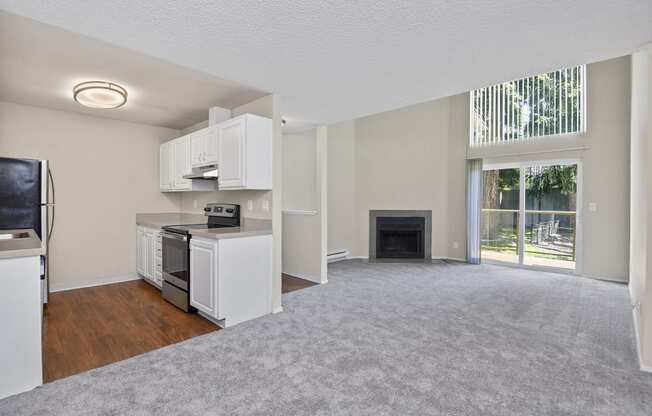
262, 200, 270, 212
247, 200, 254, 211
193, 200, 198, 209
588, 202, 597, 212
452, 241, 459, 249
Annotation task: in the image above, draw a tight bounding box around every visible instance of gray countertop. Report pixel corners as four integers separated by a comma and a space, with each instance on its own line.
0, 229, 43, 260
136, 213, 272, 240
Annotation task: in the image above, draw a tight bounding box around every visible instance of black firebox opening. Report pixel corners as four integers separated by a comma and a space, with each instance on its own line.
376, 217, 425, 259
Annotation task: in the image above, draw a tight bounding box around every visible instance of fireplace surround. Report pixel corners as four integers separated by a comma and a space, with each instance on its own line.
369, 210, 432, 261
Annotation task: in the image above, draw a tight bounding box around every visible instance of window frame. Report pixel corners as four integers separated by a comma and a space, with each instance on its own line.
469, 66, 588, 147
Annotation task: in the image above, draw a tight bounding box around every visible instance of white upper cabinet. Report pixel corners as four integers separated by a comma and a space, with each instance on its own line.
218, 118, 244, 189
161, 113, 271, 192
218, 114, 272, 190
191, 127, 218, 168
205, 126, 219, 164
161, 135, 216, 192
190, 133, 204, 167
173, 136, 191, 190
159, 142, 173, 190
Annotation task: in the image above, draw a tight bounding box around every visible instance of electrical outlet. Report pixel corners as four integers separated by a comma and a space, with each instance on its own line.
588, 202, 597, 212
193, 200, 198, 209
452, 241, 459, 249
247, 200, 253, 211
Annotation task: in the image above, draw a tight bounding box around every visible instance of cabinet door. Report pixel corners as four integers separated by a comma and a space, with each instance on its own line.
136, 228, 145, 276
149, 231, 159, 284
160, 143, 171, 190
145, 232, 154, 279
191, 132, 205, 167
190, 239, 217, 317
173, 138, 191, 190
204, 126, 219, 165
218, 118, 245, 188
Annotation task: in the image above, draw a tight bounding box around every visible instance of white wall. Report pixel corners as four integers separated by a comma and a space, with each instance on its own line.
629, 47, 652, 369
0, 101, 181, 291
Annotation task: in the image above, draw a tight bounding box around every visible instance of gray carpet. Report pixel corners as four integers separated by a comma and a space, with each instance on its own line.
2, 260, 651, 415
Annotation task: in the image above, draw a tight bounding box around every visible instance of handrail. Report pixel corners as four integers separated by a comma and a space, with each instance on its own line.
481, 208, 575, 215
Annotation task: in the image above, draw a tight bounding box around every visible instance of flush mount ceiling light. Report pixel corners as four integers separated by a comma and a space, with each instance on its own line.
73, 81, 127, 109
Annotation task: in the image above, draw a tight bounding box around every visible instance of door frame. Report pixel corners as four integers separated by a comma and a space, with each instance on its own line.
482, 158, 583, 275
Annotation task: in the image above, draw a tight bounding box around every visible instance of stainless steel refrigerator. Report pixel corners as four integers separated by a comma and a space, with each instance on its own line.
0, 157, 55, 304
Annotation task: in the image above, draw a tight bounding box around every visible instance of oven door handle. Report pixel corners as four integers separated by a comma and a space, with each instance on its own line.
162, 232, 188, 242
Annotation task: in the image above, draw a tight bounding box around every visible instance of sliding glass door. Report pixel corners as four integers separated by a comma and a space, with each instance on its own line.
481, 162, 579, 271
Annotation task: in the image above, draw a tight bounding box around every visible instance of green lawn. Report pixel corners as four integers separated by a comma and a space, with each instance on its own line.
482, 227, 575, 261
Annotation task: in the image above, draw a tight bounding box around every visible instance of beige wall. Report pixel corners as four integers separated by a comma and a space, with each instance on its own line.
473, 56, 631, 282
281, 129, 326, 282
629, 47, 652, 368
0, 101, 181, 290
327, 56, 630, 282
283, 131, 317, 210
327, 120, 356, 255
326, 96, 469, 259
352, 94, 468, 259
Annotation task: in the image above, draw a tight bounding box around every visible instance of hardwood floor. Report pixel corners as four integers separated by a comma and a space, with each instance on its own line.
282, 273, 318, 293
43, 274, 318, 383
42, 280, 217, 383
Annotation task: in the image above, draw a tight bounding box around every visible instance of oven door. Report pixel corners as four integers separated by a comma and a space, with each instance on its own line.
161, 231, 189, 290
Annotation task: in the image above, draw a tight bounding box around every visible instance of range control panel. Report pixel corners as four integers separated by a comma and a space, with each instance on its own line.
204, 203, 240, 218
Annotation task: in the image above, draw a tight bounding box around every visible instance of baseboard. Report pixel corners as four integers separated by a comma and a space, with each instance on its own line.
50, 273, 140, 293
343, 256, 469, 263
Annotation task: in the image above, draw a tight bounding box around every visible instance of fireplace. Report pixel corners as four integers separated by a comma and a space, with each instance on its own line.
369, 210, 432, 261
376, 217, 425, 258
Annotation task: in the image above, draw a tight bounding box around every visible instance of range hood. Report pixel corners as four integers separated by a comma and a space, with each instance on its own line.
183, 165, 218, 180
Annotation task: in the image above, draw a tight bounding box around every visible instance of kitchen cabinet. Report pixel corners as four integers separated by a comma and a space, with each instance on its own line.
173, 136, 191, 190
189, 238, 217, 317
159, 142, 173, 190
137, 226, 162, 288
218, 114, 272, 190
189, 234, 272, 327
160, 136, 216, 192
191, 126, 218, 168
0, 254, 42, 399
161, 113, 271, 192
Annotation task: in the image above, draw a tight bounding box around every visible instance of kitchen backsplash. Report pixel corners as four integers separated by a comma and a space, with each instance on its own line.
180, 190, 272, 220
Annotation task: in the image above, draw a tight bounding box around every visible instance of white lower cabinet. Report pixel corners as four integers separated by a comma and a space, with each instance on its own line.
136, 226, 162, 288
190, 234, 272, 327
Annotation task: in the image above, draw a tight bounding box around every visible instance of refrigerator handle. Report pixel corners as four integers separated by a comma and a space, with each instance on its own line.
47, 167, 55, 241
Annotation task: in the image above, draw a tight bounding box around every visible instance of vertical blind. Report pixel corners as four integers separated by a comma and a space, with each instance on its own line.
470, 65, 586, 146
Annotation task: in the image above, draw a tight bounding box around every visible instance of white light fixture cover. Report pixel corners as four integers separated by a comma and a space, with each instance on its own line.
73, 81, 127, 109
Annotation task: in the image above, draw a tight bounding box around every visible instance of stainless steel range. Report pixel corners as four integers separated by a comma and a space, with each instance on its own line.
160, 203, 240, 311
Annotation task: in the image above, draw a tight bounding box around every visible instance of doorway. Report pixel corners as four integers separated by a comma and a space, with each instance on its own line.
481, 160, 581, 271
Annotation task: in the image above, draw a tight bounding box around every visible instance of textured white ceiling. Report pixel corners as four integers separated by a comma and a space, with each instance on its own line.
1, 1, 651, 129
